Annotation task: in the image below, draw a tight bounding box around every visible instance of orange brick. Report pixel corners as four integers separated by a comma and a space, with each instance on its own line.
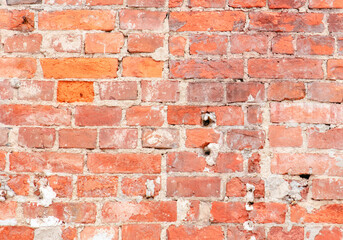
0, 58, 36, 79
128, 33, 164, 53
77, 176, 118, 197
57, 81, 94, 103
122, 57, 163, 78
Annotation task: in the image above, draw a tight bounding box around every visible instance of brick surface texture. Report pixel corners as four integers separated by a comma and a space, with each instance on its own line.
0, 0, 342, 239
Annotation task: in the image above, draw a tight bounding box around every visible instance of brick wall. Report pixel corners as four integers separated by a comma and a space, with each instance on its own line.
1, 0, 343, 239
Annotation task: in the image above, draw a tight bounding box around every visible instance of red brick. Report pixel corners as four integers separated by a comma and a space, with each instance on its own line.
227, 129, 265, 150
119, 10, 166, 30
85, 0, 122, 5
0, 128, 9, 146
310, 0, 343, 8
99, 81, 138, 100
49, 34, 82, 53
167, 225, 224, 240
271, 153, 343, 176
227, 226, 266, 240
249, 12, 324, 32
38, 10, 116, 30
0, 58, 36, 79
122, 176, 161, 197
167, 177, 220, 197
100, 128, 137, 149
269, 0, 306, 8
308, 82, 343, 103
231, 34, 268, 54
211, 202, 248, 223
170, 11, 245, 32
226, 177, 264, 198
170, 59, 243, 79
328, 59, 343, 80
127, 0, 165, 7
142, 80, 179, 102
167, 152, 206, 172
188, 82, 224, 102
57, 81, 94, 103
122, 57, 163, 78
23, 202, 96, 223
229, 0, 266, 7
268, 226, 304, 240
10, 152, 84, 173
269, 126, 303, 147
18, 127, 55, 148
227, 82, 265, 103
75, 106, 122, 126
85, 32, 124, 54
41, 58, 118, 79
272, 35, 294, 54
247, 106, 263, 125
297, 36, 334, 55
102, 201, 176, 222
249, 203, 287, 223
169, 0, 182, 7
271, 102, 343, 124
249, 58, 323, 79
87, 153, 161, 173
126, 106, 164, 126
0, 10, 34, 31
186, 128, 221, 148
142, 128, 179, 149
268, 81, 305, 101
4, 34, 41, 53
308, 128, 343, 150
128, 33, 164, 53
190, 34, 227, 55
214, 152, 244, 173
0, 202, 17, 221
312, 179, 343, 200
291, 204, 343, 223
0, 105, 71, 126
122, 224, 161, 240
47, 176, 73, 198
7, 175, 30, 196
189, 0, 225, 7
80, 227, 118, 240
0, 226, 34, 240
328, 14, 343, 32
77, 176, 118, 197
0, 80, 14, 100
18, 80, 54, 101
206, 106, 244, 126
0, 152, 5, 171
59, 129, 97, 149
313, 227, 343, 240
169, 36, 186, 56
167, 106, 202, 125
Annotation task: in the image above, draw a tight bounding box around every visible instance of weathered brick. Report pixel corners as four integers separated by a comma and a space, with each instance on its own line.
126, 106, 164, 126
0, 227, 34, 240
231, 34, 268, 54
100, 128, 138, 149
119, 10, 166, 30
168, 225, 224, 240
227, 129, 265, 150
268, 226, 304, 240
186, 128, 221, 148
214, 153, 244, 173
170, 11, 245, 32
85, 32, 124, 54
268, 81, 305, 101
75, 106, 122, 126
4, 34, 42, 53
99, 81, 138, 100
77, 176, 118, 197
272, 35, 294, 54
190, 35, 228, 55
167, 177, 221, 197
248, 59, 323, 79
310, 0, 343, 8
128, 0, 165, 7
269, 0, 306, 8
167, 106, 202, 125
308, 128, 343, 150
312, 179, 343, 200
227, 82, 265, 103
189, 0, 225, 7
229, 0, 266, 7
308, 82, 343, 103
128, 33, 164, 53
211, 202, 248, 223
0, 10, 34, 31
18, 80, 54, 101
169, 36, 186, 56
327, 59, 343, 80
269, 126, 303, 147
297, 36, 334, 55
328, 14, 343, 32
122, 176, 161, 197
142, 128, 179, 149
291, 204, 343, 223
226, 177, 264, 198
170, 59, 244, 79
122, 225, 161, 240
0, 58, 36, 79
102, 201, 177, 222
188, 82, 224, 102
18, 127, 55, 148
167, 152, 206, 172
142, 80, 179, 102
80, 227, 118, 240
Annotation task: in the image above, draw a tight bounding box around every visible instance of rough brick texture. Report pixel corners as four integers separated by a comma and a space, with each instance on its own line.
0, 0, 342, 239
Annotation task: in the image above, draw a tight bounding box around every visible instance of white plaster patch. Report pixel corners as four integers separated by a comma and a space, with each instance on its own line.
0, 219, 17, 226
38, 185, 56, 207
145, 179, 155, 198
29, 216, 62, 228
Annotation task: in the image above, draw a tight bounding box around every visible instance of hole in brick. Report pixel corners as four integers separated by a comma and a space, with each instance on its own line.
235, 79, 243, 82
80, 93, 83, 97
203, 145, 211, 156
202, 112, 216, 127
299, 174, 311, 179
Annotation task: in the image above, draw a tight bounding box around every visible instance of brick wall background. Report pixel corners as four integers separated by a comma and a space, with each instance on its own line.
1, 0, 343, 239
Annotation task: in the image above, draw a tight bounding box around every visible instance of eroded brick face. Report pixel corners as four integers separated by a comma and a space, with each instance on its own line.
0, 1, 341, 239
